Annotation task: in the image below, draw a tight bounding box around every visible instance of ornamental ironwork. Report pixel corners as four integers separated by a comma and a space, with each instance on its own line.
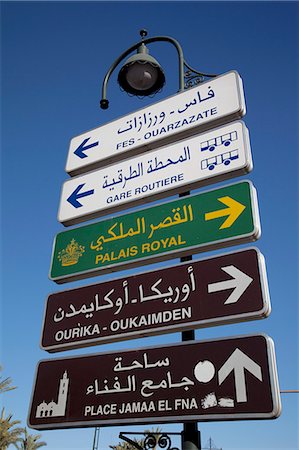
184, 62, 206, 89
119, 432, 181, 450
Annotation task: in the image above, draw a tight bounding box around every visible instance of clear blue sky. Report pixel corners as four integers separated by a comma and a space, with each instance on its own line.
1, 1, 298, 449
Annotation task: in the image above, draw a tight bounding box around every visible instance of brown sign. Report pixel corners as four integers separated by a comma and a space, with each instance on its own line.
28, 334, 281, 430
41, 248, 270, 352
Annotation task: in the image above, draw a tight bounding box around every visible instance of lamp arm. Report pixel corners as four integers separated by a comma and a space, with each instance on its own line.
100, 35, 186, 109
100, 41, 144, 109
100, 34, 215, 109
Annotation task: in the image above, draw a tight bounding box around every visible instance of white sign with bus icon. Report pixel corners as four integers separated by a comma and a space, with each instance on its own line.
58, 120, 252, 226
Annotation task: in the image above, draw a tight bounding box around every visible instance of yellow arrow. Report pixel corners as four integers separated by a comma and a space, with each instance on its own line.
205, 196, 246, 229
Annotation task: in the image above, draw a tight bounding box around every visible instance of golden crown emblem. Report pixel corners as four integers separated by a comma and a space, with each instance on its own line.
57, 239, 85, 266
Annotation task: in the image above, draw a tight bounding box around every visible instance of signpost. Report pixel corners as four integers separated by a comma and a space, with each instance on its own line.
28, 39, 280, 441
42, 248, 270, 352
50, 181, 261, 283
59, 121, 252, 226
65, 71, 246, 176
28, 334, 281, 430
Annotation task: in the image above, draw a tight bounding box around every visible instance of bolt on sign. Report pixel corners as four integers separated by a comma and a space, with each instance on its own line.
50, 181, 261, 284
42, 248, 270, 352
66, 71, 246, 176
28, 334, 281, 430
59, 121, 252, 226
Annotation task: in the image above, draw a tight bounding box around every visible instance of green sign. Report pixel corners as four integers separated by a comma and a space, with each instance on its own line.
50, 181, 260, 283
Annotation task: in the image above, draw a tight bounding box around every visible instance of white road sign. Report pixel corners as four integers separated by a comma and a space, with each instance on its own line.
66, 71, 246, 176
58, 121, 252, 226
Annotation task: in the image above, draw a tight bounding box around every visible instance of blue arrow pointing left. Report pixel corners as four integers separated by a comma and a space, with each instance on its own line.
67, 183, 95, 208
74, 137, 99, 159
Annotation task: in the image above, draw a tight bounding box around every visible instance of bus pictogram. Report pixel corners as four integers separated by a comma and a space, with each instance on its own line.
201, 150, 239, 171
200, 131, 238, 152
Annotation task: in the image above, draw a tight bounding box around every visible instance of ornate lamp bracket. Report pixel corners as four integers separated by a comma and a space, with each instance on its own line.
184, 61, 217, 89
119, 432, 181, 450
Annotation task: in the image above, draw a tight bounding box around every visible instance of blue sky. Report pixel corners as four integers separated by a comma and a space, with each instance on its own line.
1, 1, 298, 449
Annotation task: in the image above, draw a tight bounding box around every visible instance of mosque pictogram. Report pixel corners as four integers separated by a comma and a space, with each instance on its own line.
36, 371, 69, 418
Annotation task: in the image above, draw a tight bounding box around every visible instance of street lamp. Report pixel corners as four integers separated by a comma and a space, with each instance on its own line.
100, 29, 216, 109
118, 41, 165, 96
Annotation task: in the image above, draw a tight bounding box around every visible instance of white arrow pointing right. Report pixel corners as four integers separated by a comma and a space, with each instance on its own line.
218, 348, 263, 403
208, 265, 253, 304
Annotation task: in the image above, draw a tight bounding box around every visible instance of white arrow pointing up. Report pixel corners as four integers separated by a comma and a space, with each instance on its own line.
218, 348, 263, 403
208, 265, 253, 304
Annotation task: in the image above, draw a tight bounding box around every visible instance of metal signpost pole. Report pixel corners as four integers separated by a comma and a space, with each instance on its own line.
176, 38, 215, 449
101, 30, 208, 450
181, 326, 201, 450
101, 35, 214, 448
177, 42, 218, 449
180, 187, 201, 450
181, 328, 201, 450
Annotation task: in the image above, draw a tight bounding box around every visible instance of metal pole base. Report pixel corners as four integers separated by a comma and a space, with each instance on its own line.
181, 426, 201, 450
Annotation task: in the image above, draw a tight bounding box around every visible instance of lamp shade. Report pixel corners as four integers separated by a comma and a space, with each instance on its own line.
118, 44, 165, 96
